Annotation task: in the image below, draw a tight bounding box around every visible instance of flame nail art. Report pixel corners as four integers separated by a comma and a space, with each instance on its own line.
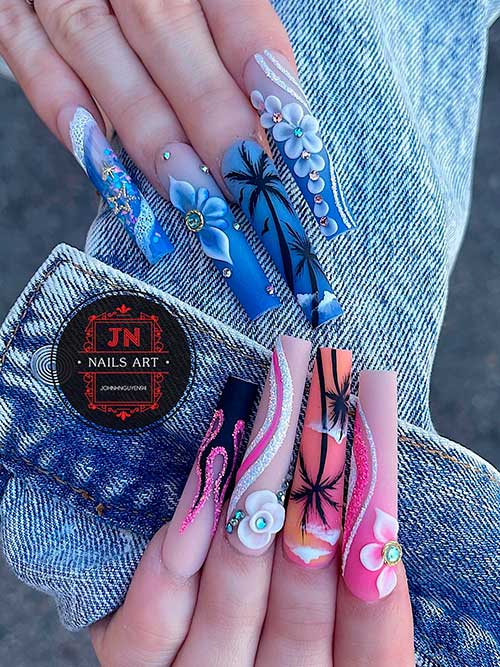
162, 377, 257, 578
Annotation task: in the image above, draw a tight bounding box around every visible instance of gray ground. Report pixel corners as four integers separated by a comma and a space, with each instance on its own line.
0, 23, 499, 667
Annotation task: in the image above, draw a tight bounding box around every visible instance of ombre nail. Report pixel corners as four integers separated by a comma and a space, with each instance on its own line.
155, 142, 281, 320
244, 50, 355, 238
163, 377, 257, 577
225, 336, 311, 556
342, 370, 401, 601
61, 106, 173, 264
222, 140, 342, 327
284, 348, 352, 568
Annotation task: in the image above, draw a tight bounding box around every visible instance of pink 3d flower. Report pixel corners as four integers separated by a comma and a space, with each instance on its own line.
359, 508, 403, 598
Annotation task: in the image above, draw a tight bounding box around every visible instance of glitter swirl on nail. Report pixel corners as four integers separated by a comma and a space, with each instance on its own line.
228, 338, 293, 517
341, 401, 378, 574
181, 410, 245, 535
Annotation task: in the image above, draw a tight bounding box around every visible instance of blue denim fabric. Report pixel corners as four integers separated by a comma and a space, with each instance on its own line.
0, 1, 499, 666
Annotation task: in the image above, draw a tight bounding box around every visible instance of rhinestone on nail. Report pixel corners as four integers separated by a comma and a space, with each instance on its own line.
310, 170, 320, 181
301, 150, 311, 160
266, 285, 275, 295
184, 209, 204, 232
314, 194, 323, 204
162, 151, 171, 161
383, 541, 403, 566
273, 112, 283, 123
319, 216, 328, 226
293, 127, 304, 138
200, 164, 209, 174
222, 268, 232, 278
233, 222, 241, 231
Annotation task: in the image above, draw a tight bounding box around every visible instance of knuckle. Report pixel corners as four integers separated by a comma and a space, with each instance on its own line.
124, 0, 202, 36
0, 3, 27, 48
50, 0, 114, 44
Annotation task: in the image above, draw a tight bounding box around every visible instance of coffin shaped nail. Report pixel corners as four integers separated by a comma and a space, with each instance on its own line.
225, 336, 311, 555
342, 370, 402, 601
284, 348, 352, 568
163, 376, 257, 577
244, 50, 355, 238
156, 143, 280, 320
61, 106, 173, 264
222, 140, 342, 327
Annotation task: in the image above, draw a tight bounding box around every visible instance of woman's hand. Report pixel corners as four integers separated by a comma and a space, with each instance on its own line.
0, 0, 292, 190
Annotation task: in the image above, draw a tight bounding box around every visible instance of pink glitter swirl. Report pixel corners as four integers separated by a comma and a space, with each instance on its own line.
343, 414, 371, 545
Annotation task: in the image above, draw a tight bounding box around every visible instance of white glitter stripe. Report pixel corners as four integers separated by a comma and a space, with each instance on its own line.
263, 49, 302, 89
341, 401, 378, 575
69, 107, 94, 173
134, 205, 155, 257
228, 338, 293, 516
254, 54, 309, 108
328, 155, 355, 230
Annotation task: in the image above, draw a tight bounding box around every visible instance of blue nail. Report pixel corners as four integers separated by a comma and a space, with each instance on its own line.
222, 140, 342, 327
69, 107, 173, 264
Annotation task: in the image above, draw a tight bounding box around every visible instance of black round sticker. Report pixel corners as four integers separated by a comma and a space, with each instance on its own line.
55, 293, 192, 430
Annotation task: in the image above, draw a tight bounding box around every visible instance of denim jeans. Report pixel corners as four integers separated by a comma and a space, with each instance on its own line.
1, 0, 500, 665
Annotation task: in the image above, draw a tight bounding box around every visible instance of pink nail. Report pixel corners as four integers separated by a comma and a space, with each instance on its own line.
225, 336, 312, 556
162, 377, 257, 577
342, 371, 401, 601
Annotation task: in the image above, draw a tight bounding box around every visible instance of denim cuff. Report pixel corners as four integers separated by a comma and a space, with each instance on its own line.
0, 245, 499, 667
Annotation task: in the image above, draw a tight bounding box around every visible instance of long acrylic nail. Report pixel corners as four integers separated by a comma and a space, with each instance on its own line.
222, 140, 342, 327
225, 335, 311, 555
284, 348, 352, 568
60, 106, 174, 264
155, 143, 280, 320
245, 50, 355, 238
163, 376, 257, 577
342, 370, 401, 601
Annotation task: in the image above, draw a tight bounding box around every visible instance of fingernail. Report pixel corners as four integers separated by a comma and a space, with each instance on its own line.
225, 335, 311, 555
244, 51, 355, 238
342, 370, 401, 601
155, 142, 281, 320
163, 376, 258, 577
284, 348, 352, 568
60, 106, 174, 264
222, 140, 342, 327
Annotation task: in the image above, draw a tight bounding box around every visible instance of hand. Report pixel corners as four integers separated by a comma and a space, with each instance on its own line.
0, 0, 351, 327
90, 351, 415, 667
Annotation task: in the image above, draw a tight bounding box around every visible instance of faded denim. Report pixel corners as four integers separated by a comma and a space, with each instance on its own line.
1, 1, 500, 666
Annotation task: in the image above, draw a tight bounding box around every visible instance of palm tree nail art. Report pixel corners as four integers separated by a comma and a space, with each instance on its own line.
244, 51, 355, 238
156, 142, 280, 320
284, 348, 352, 568
222, 140, 342, 327
66, 107, 174, 264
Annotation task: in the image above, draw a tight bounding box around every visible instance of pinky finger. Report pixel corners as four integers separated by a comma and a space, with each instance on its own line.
0, 1, 173, 263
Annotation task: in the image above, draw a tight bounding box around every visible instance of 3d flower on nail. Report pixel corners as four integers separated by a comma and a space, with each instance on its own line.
230, 490, 286, 550
359, 508, 403, 598
252, 93, 323, 160
169, 177, 233, 265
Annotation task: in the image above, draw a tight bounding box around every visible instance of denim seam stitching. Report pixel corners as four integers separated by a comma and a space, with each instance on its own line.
400, 434, 499, 486
0, 257, 268, 371
10, 456, 170, 523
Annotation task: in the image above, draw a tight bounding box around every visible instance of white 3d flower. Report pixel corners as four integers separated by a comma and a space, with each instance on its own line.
359, 508, 403, 598
237, 489, 286, 550
251, 93, 323, 160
